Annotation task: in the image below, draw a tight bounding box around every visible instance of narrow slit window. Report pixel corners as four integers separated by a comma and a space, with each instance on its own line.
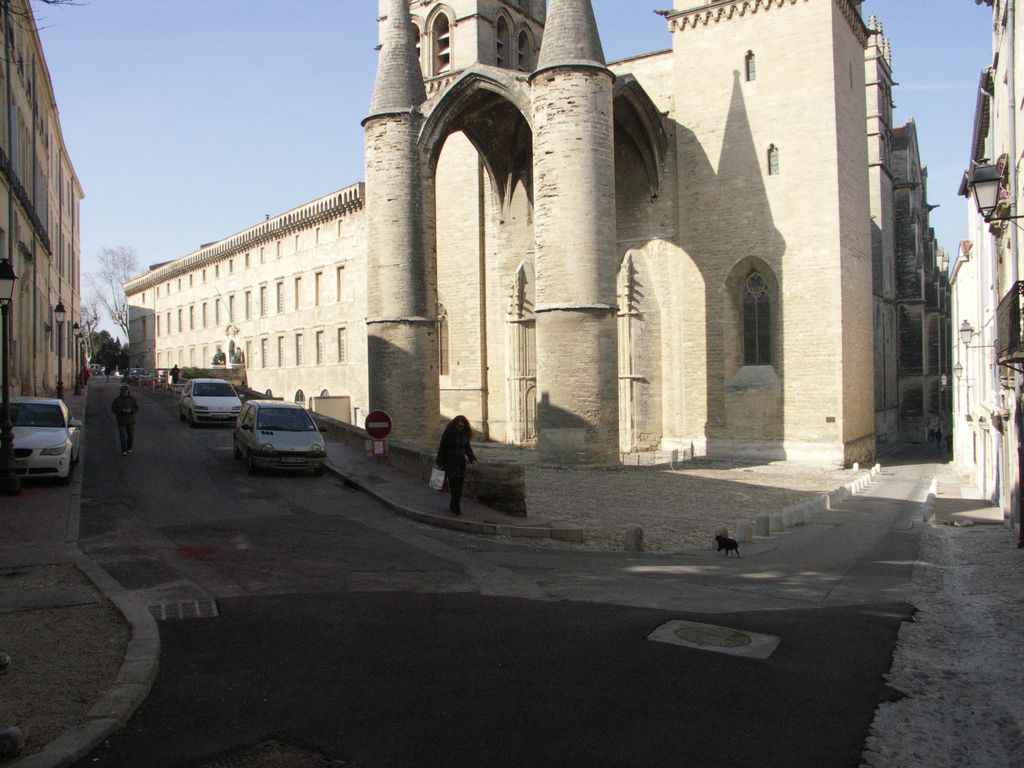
438, 304, 450, 376
745, 50, 756, 82
518, 30, 531, 71
767, 144, 780, 176
432, 14, 451, 75
742, 271, 772, 366
496, 17, 510, 68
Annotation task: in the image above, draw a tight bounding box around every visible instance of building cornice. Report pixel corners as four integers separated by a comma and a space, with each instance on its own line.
668, 0, 869, 45
124, 183, 364, 295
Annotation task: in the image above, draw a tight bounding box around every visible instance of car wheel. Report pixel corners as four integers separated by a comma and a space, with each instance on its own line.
246, 451, 259, 476
59, 460, 75, 486
188, 410, 196, 428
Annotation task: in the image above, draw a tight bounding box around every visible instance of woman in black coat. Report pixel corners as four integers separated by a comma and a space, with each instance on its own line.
435, 415, 477, 515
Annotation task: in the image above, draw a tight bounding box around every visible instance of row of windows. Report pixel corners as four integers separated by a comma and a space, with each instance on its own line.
151, 266, 348, 337
144, 221, 345, 303
412, 10, 534, 77
157, 327, 349, 370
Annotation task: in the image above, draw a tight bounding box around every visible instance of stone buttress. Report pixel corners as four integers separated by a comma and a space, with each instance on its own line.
363, 0, 440, 447
530, 0, 619, 462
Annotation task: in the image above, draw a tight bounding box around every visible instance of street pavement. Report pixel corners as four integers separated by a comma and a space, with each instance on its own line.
0, 380, 1019, 767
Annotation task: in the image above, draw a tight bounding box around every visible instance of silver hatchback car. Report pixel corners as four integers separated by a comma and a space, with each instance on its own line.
233, 400, 326, 475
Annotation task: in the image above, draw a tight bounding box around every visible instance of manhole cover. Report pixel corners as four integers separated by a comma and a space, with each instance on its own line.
149, 599, 219, 621
198, 740, 337, 768
649, 620, 780, 659
674, 624, 752, 648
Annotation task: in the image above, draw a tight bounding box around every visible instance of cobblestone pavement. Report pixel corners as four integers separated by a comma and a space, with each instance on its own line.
862, 519, 1024, 767
524, 459, 857, 551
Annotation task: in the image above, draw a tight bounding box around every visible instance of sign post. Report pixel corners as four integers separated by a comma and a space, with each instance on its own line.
364, 410, 392, 458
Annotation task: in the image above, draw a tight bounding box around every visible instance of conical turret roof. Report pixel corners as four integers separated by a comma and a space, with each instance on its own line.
536, 0, 606, 71
368, 0, 426, 116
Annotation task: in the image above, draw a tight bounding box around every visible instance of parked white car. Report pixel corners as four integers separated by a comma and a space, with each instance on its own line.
11, 397, 81, 484
179, 378, 242, 426
233, 400, 326, 475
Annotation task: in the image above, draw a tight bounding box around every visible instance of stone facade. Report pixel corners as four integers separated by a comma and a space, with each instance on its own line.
127, 0, 917, 467
1, 0, 83, 399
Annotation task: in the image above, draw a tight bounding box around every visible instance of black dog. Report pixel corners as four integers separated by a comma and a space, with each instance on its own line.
715, 534, 740, 557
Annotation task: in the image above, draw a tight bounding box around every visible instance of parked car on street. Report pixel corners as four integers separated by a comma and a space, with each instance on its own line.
124, 367, 151, 385
233, 400, 326, 475
179, 378, 242, 426
88, 363, 104, 376
10, 397, 81, 484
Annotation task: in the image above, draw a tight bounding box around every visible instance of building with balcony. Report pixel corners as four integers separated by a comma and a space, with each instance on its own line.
955, 0, 1024, 542
0, 0, 83, 399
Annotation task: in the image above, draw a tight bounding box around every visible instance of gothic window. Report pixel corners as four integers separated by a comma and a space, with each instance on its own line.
432, 13, 452, 75
438, 303, 450, 376
745, 50, 756, 82
496, 17, 510, 68
517, 30, 531, 71
767, 144, 779, 176
410, 22, 421, 67
742, 271, 772, 366
294, 389, 305, 404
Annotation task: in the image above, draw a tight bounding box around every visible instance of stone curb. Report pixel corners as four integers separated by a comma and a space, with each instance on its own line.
323, 462, 585, 542
6, 551, 163, 768
7, 388, 161, 768
731, 463, 881, 543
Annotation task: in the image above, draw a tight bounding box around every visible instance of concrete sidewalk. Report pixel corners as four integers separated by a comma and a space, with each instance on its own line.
321, 437, 585, 542
929, 466, 1004, 526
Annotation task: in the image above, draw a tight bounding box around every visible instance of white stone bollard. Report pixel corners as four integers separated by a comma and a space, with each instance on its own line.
753, 514, 771, 536
735, 519, 753, 542
770, 512, 785, 532
852, 462, 860, 472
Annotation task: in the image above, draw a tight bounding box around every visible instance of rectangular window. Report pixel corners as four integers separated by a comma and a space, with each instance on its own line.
215, 299, 221, 325
156, 315, 161, 336
260, 286, 268, 316
314, 272, 323, 306
260, 247, 265, 264
295, 334, 304, 366
245, 291, 252, 320
261, 338, 269, 368
277, 336, 285, 367
316, 330, 324, 365
215, 264, 220, 279
228, 295, 235, 322
202, 302, 208, 328
189, 305, 195, 330
177, 308, 183, 332
336, 265, 345, 302
337, 327, 347, 363
294, 277, 302, 309
245, 252, 250, 268
189, 274, 194, 287
276, 282, 284, 313
202, 345, 208, 365
189, 348, 195, 367
245, 340, 252, 368
202, 269, 207, 283
167, 312, 171, 334
156, 286, 160, 298
276, 240, 281, 259
229, 259, 234, 274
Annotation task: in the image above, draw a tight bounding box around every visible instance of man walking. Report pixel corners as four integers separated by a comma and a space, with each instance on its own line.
111, 385, 139, 456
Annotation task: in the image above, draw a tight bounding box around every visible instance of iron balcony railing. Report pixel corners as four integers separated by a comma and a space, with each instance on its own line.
996, 280, 1024, 361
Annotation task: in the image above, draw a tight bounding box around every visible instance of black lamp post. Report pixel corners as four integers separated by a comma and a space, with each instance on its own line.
0, 259, 20, 496
54, 300, 66, 401
72, 322, 81, 395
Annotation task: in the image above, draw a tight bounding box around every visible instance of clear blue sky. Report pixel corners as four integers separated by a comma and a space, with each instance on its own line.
31, 0, 992, 336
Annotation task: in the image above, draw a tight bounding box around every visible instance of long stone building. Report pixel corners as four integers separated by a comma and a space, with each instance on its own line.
1, 0, 83, 400
128, 0, 916, 466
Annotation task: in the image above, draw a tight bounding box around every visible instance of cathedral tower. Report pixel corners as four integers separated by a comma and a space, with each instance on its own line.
530, 0, 619, 462
364, 0, 439, 447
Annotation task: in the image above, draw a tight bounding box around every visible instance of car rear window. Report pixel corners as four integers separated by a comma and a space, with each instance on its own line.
193, 382, 237, 397
12, 403, 65, 428
256, 408, 315, 431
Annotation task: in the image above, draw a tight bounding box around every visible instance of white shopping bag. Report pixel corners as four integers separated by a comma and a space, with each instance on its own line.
429, 467, 446, 491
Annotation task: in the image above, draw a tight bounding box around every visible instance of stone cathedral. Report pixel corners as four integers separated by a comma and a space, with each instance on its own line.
127, 0, 878, 467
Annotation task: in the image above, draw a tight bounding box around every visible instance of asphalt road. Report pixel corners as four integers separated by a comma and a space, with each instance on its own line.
73, 382, 925, 768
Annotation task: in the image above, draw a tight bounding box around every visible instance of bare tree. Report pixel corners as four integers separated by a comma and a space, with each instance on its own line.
78, 295, 100, 360
87, 246, 138, 343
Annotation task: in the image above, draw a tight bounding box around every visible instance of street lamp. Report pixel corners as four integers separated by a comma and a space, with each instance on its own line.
0, 259, 20, 495
54, 300, 66, 401
953, 361, 963, 380
960, 320, 975, 346
968, 163, 1006, 222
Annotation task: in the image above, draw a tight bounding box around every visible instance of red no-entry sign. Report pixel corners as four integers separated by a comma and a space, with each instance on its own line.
364, 410, 393, 439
